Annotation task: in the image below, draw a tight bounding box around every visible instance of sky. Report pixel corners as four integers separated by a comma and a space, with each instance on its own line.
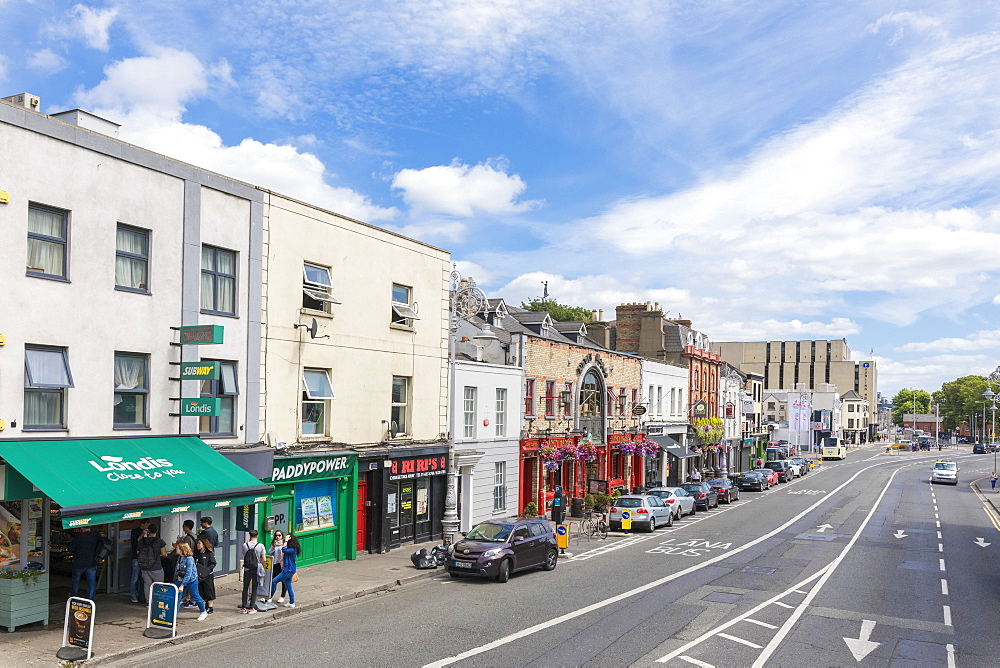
3, 1, 1000, 398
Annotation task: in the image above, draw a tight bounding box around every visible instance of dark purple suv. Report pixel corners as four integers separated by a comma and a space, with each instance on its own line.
446, 518, 558, 582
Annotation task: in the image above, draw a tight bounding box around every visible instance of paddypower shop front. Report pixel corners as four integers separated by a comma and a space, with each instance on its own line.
0, 435, 272, 591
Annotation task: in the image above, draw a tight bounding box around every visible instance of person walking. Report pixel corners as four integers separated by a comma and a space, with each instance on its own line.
691, 469, 702, 483
992, 471, 998, 491
268, 534, 300, 608
68, 527, 101, 601
176, 520, 199, 609
199, 516, 219, 549
194, 537, 217, 614
175, 542, 208, 621
129, 519, 150, 604
137, 524, 168, 603
269, 530, 289, 603
239, 529, 266, 614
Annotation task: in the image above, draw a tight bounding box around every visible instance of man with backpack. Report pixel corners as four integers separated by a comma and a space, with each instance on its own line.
238, 529, 266, 614
137, 524, 168, 604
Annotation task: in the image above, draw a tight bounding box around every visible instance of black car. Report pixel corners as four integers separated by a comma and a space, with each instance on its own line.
763, 461, 792, 482
707, 478, 740, 503
681, 482, 719, 510
973, 444, 987, 454
737, 471, 769, 491
447, 518, 558, 582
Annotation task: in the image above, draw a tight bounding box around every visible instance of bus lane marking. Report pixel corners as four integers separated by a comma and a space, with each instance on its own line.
646, 538, 733, 557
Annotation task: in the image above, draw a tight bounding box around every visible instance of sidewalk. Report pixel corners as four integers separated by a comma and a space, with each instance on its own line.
6, 541, 445, 666
972, 478, 1000, 515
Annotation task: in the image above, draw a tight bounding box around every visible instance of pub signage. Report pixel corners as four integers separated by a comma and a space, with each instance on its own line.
692, 399, 708, 418
180, 361, 221, 379
388, 455, 448, 481
177, 325, 224, 345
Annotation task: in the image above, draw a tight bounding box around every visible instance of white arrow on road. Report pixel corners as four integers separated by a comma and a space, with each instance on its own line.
843, 619, 880, 662
974, 537, 991, 547
816, 524, 833, 533
894, 530, 907, 539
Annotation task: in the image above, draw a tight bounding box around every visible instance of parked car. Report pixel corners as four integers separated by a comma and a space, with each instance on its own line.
707, 477, 740, 503
789, 457, 810, 475
681, 483, 719, 510
446, 518, 558, 582
737, 471, 769, 491
646, 487, 697, 519
778, 459, 804, 477
609, 495, 674, 532
763, 461, 792, 482
753, 468, 780, 486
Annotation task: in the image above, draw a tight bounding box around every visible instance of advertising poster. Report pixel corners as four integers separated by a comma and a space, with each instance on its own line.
416, 487, 428, 516
300, 497, 319, 530
0, 501, 22, 567
66, 597, 94, 650
316, 496, 334, 528
148, 583, 179, 635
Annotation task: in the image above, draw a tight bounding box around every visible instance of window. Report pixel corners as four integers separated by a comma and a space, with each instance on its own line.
493, 462, 506, 512
847, 403, 855, 412
27, 203, 68, 279
303, 262, 340, 312
24, 346, 73, 429
391, 376, 410, 436
391, 283, 419, 327
848, 418, 855, 429
607, 387, 615, 416
564, 382, 573, 417
544, 380, 555, 417
619, 388, 627, 416
632, 388, 638, 413
113, 352, 148, 428
302, 368, 335, 435
200, 245, 237, 316
115, 224, 149, 292
658, 387, 664, 415
495, 388, 507, 437
648, 385, 655, 413
463, 387, 477, 438
525, 378, 535, 416
199, 360, 238, 436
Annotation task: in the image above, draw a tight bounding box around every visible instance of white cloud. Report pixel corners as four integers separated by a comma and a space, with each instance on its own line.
72, 48, 398, 222
0, 53, 9, 81
47, 4, 121, 51
27, 48, 67, 73
867, 12, 945, 45
706, 317, 861, 342
897, 329, 1000, 353
392, 159, 540, 216
384, 219, 464, 244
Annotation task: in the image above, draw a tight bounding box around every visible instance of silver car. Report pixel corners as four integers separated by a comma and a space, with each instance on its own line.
930, 460, 958, 485
608, 495, 674, 532
646, 487, 697, 520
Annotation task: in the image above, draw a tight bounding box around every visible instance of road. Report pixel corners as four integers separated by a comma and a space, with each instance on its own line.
130, 444, 1000, 667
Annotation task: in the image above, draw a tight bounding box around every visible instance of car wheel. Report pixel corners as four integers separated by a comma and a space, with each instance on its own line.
495, 559, 512, 583
542, 549, 558, 571
690, 505, 697, 515
666, 511, 674, 527
647, 517, 656, 533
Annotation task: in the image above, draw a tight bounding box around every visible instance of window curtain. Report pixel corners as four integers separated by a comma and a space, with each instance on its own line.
26, 238, 63, 275
28, 207, 63, 236
24, 390, 61, 426
217, 275, 235, 313
115, 227, 148, 289
200, 272, 214, 310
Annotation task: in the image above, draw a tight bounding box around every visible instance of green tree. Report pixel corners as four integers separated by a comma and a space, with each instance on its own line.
520, 299, 593, 322
891, 389, 931, 426
933, 375, 987, 432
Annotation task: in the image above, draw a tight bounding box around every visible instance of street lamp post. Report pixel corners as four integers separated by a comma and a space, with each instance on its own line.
982, 366, 1000, 471
441, 267, 492, 542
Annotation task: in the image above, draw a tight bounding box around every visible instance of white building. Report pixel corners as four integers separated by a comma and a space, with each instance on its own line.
762, 383, 843, 454
640, 358, 691, 486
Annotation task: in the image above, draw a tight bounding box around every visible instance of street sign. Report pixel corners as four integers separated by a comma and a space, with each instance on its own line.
556, 524, 569, 550
692, 400, 708, 418
180, 398, 222, 416
632, 405, 647, 416
57, 597, 95, 661
621, 510, 631, 530
178, 325, 224, 345
144, 582, 179, 639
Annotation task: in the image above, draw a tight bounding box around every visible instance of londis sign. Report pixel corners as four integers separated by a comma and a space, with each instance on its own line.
180, 398, 222, 416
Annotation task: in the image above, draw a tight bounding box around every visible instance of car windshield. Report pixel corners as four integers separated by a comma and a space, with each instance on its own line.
647, 490, 671, 499
933, 462, 956, 471
614, 498, 643, 508
707, 479, 727, 487
744, 472, 763, 478
465, 523, 513, 542
682, 485, 702, 492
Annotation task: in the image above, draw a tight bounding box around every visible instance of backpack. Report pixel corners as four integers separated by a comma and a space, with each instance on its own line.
138, 538, 159, 571
242, 542, 260, 570
96, 536, 114, 562
175, 560, 188, 582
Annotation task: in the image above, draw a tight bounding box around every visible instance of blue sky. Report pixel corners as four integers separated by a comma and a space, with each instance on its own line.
3, 1, 1000, 397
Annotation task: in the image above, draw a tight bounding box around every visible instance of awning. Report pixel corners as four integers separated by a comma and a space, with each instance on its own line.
648, 435, 699, 459
0, 436, 272, 528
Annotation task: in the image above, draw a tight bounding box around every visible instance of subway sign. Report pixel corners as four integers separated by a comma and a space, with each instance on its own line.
180, 361, 221, 379
180, 398, 222, 416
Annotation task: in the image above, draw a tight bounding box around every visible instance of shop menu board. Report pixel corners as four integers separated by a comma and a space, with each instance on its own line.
0, 498, 41, 568
299, 496, 335, 531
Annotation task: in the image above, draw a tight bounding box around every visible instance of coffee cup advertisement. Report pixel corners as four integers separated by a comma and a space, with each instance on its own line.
67, 598, 94, 650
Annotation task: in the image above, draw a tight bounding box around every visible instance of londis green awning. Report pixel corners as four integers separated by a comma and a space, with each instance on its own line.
0, 435, 272, 527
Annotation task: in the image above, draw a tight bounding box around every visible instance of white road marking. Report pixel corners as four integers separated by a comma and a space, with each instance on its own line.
936, 520, 941, 528
773, 601, 794, 609
793, 589, 807, 594
943, 605, 952, 626
947, 643, 956, 668
941, 579, 948, 596
744, 618, 778, 629
937, 531, 942, 539
717, 633, 762, 649
940, 558, 946, 571
938, 543, 943, 552
679, 656, 714, 668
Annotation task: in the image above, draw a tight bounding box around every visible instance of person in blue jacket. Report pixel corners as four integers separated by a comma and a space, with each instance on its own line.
175, 542, 208, 621
268, 534, 300, 608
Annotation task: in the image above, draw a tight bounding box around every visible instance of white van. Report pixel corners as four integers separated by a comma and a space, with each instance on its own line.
821, 438, 846, 460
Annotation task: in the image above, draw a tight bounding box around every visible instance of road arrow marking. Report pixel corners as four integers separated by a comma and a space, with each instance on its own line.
816, 524, 833, 533
974, 537, 991, 547
843, 619, 880, 662
894, 530, 907, 539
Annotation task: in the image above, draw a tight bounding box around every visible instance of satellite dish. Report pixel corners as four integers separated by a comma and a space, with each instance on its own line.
308, 318, 320, 338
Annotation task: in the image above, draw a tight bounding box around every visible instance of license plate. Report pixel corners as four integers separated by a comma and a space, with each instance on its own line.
452, 561, 472, 569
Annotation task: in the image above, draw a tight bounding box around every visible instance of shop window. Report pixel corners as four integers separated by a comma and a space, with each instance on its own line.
24, 345, 73, 429
544, 380, 555, 417
200, 245, 237, 316
27, 203, 68, 279
416, 478, 430, 523
115, 224, 149, 293
113, 352, 149, 428
294, 479, 337, 532
200, 360, 238, 436
302, 368, 335, 436
391, 376, 410, 436
463, 386, 477, 438
391, 283, 419, 327
303, 262, 340, 312
493, 461, 506, 512
525, 378, 535, 416
495, 388, 507, 437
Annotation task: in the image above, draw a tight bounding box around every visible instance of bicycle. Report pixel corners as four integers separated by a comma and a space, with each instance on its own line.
581, 509, 608, 539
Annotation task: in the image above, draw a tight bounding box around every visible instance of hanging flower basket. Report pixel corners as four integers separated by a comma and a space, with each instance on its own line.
543, 460, 560, 472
